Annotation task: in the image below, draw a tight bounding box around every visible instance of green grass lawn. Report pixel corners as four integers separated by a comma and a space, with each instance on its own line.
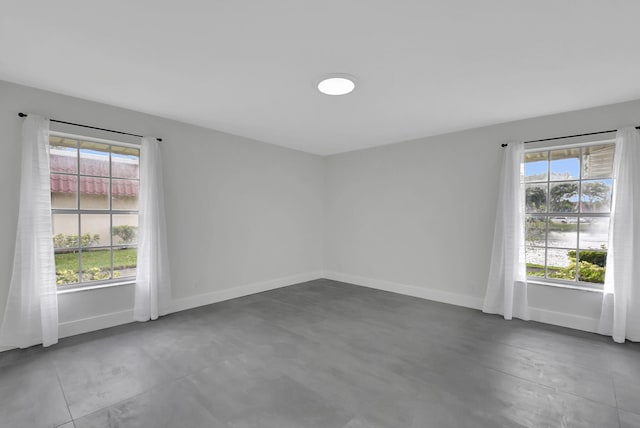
55, 248, 137, 272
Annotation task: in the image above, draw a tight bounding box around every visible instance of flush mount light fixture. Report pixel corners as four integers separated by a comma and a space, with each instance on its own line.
317, 74, 356, 96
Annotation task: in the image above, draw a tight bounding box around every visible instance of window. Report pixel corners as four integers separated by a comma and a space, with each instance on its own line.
50, 134, 139, 288
524, 142, 614, 287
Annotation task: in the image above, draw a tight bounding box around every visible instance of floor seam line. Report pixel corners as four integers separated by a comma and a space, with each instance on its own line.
53, 365, 74, 425
71, 370, 195, 422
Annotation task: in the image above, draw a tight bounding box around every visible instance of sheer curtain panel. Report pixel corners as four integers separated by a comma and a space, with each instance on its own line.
483, 141, 530, 320
134, 137, 172, 321
599, 127, 640, 343
0, 115, 58, 348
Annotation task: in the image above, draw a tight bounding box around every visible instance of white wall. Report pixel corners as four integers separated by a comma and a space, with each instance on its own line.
0, 80, 324, 339
2, 78, 639, 343
324, 99, 640, 332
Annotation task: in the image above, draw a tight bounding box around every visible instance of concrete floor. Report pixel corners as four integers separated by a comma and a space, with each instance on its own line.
1, 279, 639, 427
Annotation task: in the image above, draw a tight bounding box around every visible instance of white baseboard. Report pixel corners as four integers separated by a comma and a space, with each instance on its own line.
59, 309, 134, 339
0, 270, 324, 353
66, 271, 324, 335
170, 270, 324, 313
528, 307, 599, 334
323, 271, 484, 310
324, 271, 601, 335
1, 270, 602, 353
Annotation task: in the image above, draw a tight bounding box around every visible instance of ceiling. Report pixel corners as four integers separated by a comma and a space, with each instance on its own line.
2, 1, 640, 156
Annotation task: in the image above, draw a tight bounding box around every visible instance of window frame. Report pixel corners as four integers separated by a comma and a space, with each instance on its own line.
523, 138, 615, 291
50, 131, 140, 292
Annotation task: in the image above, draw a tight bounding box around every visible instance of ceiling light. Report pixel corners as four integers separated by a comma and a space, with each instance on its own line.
317, 75, 356, 96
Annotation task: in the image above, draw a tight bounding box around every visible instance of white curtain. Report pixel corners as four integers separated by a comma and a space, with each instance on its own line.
598, 127, 640, 343
134, 137, 172, 321
0, 115, 58, 348
483, 141, 530, 320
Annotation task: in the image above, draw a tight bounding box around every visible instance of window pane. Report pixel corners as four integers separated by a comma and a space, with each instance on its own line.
525, 215, 547, 247
53, 214, 79, 249
547, 217, 577, 248
524, 152, 548, 182
579, 217, 609, 250
51, 174, 77, 209
80, 214, 110, 247
521, 145, 611, 288
549, 181, 579, 213
112, 146, 139, 179
81, 248, 112, 282
525, 184, 547, 213
577, 250, 606, 284
547, 248, 575, 281
112, 179, 139, 210
55, 251, 79, 285
51, 137, 138, 287
113, 247, 137, 279
79, 141, 110, 177
525, 247, 545, 278
79, 176, 109, 209
50, 137, 78, 174
550, 148, 580, 180
582, 144, 614, 179
112, 215, 138, 245
580, 179, 612, 213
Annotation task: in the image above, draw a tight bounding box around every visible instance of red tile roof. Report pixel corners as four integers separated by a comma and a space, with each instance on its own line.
50, 153, 139, 197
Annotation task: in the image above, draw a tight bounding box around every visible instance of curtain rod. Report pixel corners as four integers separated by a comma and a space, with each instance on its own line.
500, 126, 640, 148
17, 113, 162, 142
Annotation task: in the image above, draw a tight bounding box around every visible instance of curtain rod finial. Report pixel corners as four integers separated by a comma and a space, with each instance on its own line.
18, 112, 27, 118
501, 143, 508, 147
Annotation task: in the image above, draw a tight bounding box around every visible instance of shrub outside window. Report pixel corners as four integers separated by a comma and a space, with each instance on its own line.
50, 134, 139, 288
524, 142, 614, 287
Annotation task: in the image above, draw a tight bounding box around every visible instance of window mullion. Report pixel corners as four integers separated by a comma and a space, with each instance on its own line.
544, 150, 550, 280
76, 140, 83, 285
109, 145, 114, 280
576, 147, 582, 282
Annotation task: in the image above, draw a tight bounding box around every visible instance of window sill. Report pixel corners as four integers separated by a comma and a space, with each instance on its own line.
527, 279, 604, 293
57, 280, 136, 294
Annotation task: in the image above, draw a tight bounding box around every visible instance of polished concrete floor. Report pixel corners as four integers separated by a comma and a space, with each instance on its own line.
1, 279, 640, 428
